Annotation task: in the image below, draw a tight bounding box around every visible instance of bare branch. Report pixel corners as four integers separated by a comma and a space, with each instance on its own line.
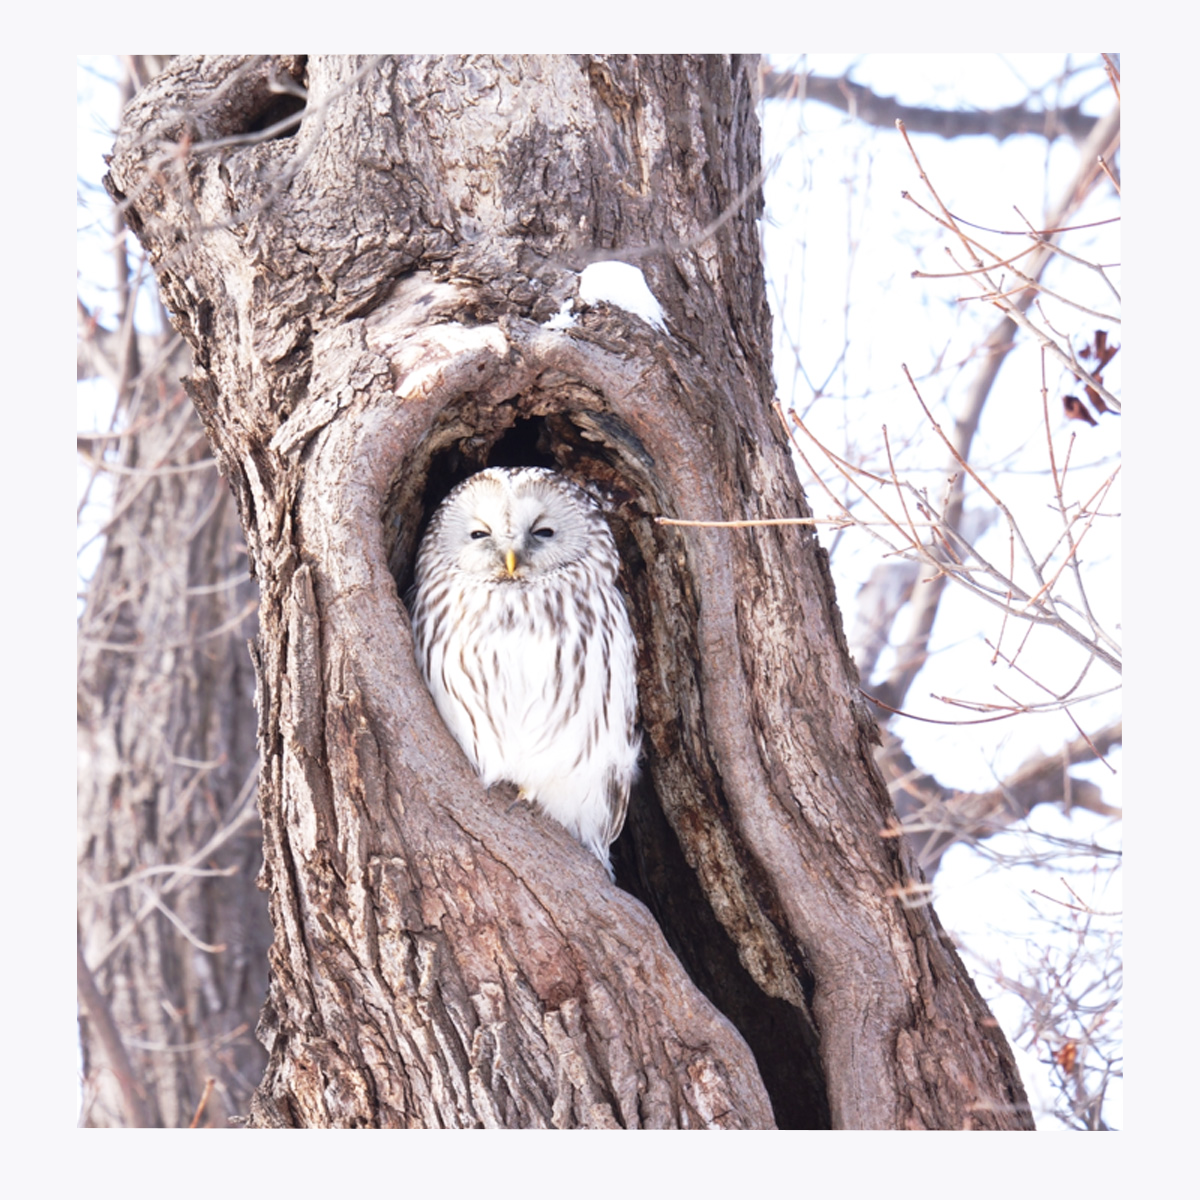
880, 719, 1122, 876
77, 944, 150, 1127
761, 67, 1101, 143
859, 103, 1121, 714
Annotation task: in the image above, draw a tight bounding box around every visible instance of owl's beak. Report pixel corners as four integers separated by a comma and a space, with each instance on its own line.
504, 548, 518, 577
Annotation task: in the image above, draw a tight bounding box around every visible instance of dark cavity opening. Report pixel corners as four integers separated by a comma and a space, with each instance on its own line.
243, 90, 307, 140
611, 794, 831, 1129
228, 59, 308, 143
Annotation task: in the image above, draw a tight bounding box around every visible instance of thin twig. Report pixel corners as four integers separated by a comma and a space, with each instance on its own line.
77, 944, 150, 1127
188, 1078, 216, 1128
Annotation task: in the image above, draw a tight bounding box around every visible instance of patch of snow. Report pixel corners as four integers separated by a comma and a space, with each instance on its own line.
578, 261, 667, 332
543, 298, 577, 330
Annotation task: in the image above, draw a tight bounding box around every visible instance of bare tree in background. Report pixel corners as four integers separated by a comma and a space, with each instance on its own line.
78, 53, 1118, 1129
764, 54, 1122, 1129
77, 57, 271, 1129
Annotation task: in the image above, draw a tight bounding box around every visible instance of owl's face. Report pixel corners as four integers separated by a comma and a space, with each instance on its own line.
429, 467, 605, 583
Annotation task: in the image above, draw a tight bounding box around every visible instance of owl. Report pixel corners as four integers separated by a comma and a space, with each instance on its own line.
409, 466, 640, 875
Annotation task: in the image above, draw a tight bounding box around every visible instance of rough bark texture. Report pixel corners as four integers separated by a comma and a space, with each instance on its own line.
105, 53, 1033, 1129
76, 349, 270, 1127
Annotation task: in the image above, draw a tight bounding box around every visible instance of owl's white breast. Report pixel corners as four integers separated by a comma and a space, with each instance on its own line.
420, 558, 639, 860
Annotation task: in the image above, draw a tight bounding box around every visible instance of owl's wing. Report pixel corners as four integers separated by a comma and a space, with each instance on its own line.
602, 768, 631, 848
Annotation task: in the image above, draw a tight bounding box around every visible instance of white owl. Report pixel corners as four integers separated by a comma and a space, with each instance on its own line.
409, 466, 640, 874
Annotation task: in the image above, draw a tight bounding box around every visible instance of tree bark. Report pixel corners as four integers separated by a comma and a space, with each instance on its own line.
105, 53, 1033, 1129
76, 337, 270, 1127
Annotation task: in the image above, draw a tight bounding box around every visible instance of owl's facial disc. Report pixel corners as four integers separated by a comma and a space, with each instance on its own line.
447, 472, 590, 582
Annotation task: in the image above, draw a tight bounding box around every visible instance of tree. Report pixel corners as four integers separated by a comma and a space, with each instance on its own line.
77, 57, 271, 1129
86, 53, 1038, 1129
758, 53, 1121, 1128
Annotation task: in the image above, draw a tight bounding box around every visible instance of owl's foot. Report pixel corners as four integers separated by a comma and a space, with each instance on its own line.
485, 780, 525, 812
506, 786, 533, 815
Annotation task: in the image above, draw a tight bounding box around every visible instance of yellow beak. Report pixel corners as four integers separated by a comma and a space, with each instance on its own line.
505, 549, 518, 577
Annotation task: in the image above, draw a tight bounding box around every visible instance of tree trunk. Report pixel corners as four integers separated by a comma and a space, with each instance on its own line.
104, 53, 1033, 1129
76, 338, 270, 1127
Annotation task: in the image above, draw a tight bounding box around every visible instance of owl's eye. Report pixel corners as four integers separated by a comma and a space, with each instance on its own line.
532, 527, 555, 539
470, 530, 490, 540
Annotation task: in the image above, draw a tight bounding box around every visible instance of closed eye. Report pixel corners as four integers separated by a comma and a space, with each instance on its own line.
533, 527, 555, 539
